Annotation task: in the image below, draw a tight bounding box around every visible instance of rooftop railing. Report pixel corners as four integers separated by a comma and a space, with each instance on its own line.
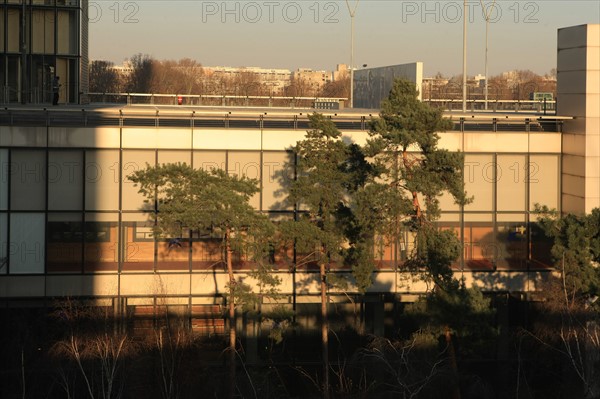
0, 107, 564, 132
86, 92, 348, 109
83, 93, 556, 114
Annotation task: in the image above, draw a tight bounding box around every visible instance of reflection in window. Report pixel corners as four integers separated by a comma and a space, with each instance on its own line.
0, 149, 8, 210
84, 214, 118, 272
0, 213, 7, 275
9, 213, 45, 274
122, 216, 155, 272
191, 231, 224, 271
496, 219, 528, 270
435, 219, 461, 270
157, 228, 190, 272
464, 220, 495, 270
530, 223, 554, 269
10, 150, 46, 211
47, 214, 83, 273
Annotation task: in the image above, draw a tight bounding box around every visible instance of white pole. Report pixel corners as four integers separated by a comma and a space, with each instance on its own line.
462, 0, 468, 113
485, 19, 489, 110
351, 13, 355, 108
346, 0, 360, 108
481, 0, 497, 111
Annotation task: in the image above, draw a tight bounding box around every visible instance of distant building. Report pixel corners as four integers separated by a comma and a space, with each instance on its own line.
292, 67, 333, 93
111, 61, 134, 77
204, 66, 292, 92
0, 0, 88, 104
422, 76, 450, 99
332, 64, 350, 81
353, 62, 424, 108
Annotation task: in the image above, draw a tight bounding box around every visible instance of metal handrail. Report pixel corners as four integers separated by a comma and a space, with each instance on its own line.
87, 92, 348, 108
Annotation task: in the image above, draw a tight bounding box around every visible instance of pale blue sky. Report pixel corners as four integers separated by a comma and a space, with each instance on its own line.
90, 1, 600, 77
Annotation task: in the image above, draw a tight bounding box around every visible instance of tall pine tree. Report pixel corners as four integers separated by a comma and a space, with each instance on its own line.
129, 164, 276, 399
366, 79, 470, 289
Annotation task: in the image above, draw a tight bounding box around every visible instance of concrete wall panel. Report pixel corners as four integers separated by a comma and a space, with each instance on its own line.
49, 127, 120, 148
261, 130, 307, 150
557, 93, 587, 117
562, 154, 585, 176
557, 47, 587, 72
123, 128, 191, 149
586, 93, 600, 117
0, 127, 47, 147
562, 193, 586, 215
557, 71, 587, 95
558, 24, 588, 49
193, 129, 262, 150
529, 134, 562, 153
562, 173, 586, 197
0, 276, 45, 297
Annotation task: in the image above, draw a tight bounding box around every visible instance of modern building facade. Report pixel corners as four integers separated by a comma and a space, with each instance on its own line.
0, 0, 88, 104
0, 23, 597, 337
0, 108, 565, 304
557, 24, 600, 214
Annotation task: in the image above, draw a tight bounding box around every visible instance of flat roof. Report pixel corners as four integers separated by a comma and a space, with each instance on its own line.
0, 104, 573, 121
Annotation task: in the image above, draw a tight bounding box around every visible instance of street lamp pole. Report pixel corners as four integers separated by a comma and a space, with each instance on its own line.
481, 0, 496, 110
462, 0, 468, 113
346, 0, 360, 108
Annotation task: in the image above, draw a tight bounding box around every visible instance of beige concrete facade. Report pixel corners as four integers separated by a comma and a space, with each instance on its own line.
0, 107, 565, 304
558, 24, 600, 214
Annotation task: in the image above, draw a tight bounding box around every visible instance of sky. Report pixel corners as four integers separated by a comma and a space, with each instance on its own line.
89, 0, 600, 77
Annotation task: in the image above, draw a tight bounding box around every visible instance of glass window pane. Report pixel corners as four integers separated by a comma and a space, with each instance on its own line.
47, 213, 83, 273
463, 214, 494, 271
496, 214, 528, 271
228, 151, 261, 210
497, 155, 527, 212
0, 213, 7, 275
0, 9, 4, 52
10, 150, 46, 210
49, 150, 83, 210
530, 155, 559, 211
0, 149, 8, 210
262, 151, 294, 211
193, 150, 226, 171
158, 150, 191, 166
84, 213, 118, 273
122, 150, 155, 211
122, 213, 155, 272
85, 150, 119, 211
9, 213, 45, 274
192, 233, 223, 271
157, 221, 190, 272
436, 214, 461, 270
7, 9, 20, 52
464, 154, 494, 211
438, 190, 460, 212
57, 10, 77, 54
531, 222, 554, 270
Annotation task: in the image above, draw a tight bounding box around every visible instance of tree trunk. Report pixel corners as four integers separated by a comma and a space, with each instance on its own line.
321, 261, 330, 399
226, 230, 236, 399
445, 327, 461, 399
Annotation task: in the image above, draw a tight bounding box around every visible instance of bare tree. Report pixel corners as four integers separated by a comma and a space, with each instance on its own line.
125, 53, 155, 93
89, 61, 122, 93
51, 300, 134, 399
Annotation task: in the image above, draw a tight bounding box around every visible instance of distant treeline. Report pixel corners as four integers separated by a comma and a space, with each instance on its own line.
89, 54, 350, 98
